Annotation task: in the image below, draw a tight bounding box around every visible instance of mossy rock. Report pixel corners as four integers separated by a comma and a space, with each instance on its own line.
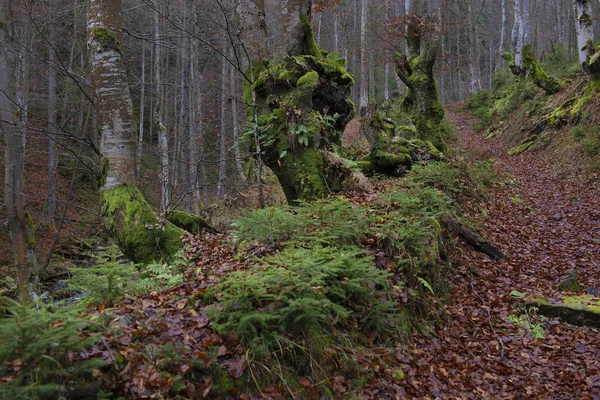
101, 185, 183, 264
166, 211, 209, 234
527, 295, 600, 328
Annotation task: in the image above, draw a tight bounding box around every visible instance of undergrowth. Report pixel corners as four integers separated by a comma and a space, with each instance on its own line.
0, 297, 105, 399
205, 159, 486, 392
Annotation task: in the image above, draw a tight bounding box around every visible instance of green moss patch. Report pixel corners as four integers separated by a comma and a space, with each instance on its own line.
166, 210, 208, 234
101, 185, 183, 264
527, 295, 600, 328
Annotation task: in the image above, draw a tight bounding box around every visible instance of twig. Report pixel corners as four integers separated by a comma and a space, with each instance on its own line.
470, 278, 506, 359
100, 335, 120, 372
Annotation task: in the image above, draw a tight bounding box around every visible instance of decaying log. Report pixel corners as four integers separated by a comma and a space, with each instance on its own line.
445, 215, 506, 260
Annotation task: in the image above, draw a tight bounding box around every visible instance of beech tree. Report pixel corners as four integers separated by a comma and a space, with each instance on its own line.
88, 0, 184, 263
236, 0, 369, 203
392, 0, 448, 151
573, 0, 600, 78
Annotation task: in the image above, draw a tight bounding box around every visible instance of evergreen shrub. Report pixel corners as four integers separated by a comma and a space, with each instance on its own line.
0, 298, 104, 398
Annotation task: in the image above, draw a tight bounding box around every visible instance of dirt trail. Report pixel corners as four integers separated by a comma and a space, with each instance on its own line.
390, 106, 600, 399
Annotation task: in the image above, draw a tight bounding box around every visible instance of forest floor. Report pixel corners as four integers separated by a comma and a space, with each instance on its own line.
374, 105, 600, 399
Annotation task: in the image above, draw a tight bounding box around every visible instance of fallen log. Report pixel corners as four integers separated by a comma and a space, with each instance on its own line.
526, 295, 600, 328
445, 215, 506, 260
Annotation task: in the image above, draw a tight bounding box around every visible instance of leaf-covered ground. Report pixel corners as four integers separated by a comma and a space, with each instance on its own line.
21, 105, 599, 399
367, 105, 600, 399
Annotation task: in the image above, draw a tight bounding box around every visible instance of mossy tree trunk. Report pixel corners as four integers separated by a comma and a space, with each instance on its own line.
522, 45, 560, 94
392, 1, 447, 151
573, 1, 600, 80
88, 0, 183, 263
241, 1, 367, 204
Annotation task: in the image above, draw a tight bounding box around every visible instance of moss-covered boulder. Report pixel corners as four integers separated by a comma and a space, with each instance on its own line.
101, 185, 183, 264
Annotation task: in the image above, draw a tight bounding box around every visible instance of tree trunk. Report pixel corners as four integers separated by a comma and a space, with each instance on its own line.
230, 48, 247, 185
154, 8, 169, 214
241, 1, 366, 204
137, 42, 145, 179
359, 0, 369, 109
393, 0, 447, 151
573, 0, 596, 75
179, 0, 192, 212
217, 41, 229, 198
0, 0, 32, 302
88, 0, 183, 264
499, 0, 507, 57
467, 0, 481, 93
512, 0, 524, 71
46, 0, 58, 219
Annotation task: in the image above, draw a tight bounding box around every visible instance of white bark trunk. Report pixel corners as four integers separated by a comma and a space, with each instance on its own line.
573, 0, 594, 68
468, 0, 481, 93
154, 8, 169, 213
512, 0, 524, 69
88, 0, 137, 188
499, 0, 507, 55
359, 0, 369, 109
384, 0, 391, 100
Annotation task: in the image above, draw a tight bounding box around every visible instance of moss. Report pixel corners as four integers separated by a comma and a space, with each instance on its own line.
207, 363, 253, 397
26, 213, 35, 248
368, 150, 412, 177
300, 15, 320, 58
408, 139, 425, 148
101, 185, 183, 264
274, 149, 329, 203
426, 141, 444, 160
549, 97, 577, 125
508, 136, 537, 155
502, 51, 525, 77
297, 71, 319, 89
92, 28, 119, 51
522, 45, 560, 94
166, 211, 208, 234
101, 158, 109, 187
570, 79, 600, 117
564, 295, 600, 313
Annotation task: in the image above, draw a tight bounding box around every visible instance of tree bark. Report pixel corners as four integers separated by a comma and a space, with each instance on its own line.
359, 0, 369, 110
0, 0, 32, 302
88, 0, 183, 263
217, 40, 229, 198
573, 0, 595, 74
393, 0, 447, 151
154, 7, 169, 214
46, 0, 58, 219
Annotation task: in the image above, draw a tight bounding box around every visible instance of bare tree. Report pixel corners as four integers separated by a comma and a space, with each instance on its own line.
0, 0, 34, 302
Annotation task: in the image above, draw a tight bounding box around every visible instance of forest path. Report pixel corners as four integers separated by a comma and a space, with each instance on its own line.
388, 106, 600, 399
